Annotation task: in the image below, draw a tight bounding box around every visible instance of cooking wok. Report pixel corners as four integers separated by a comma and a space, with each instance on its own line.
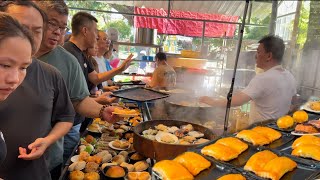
164, 94, 220, 123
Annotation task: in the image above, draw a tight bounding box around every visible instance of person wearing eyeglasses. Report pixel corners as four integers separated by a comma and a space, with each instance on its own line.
34, 1, 121, 178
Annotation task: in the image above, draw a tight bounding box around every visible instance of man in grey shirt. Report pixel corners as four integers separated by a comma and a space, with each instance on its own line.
34, 1, 121, 174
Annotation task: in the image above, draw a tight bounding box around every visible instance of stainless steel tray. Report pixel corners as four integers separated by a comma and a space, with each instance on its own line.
111, 87, 169, 102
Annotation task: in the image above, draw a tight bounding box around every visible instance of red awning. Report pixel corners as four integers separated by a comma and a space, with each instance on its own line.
134, 7, 239, 38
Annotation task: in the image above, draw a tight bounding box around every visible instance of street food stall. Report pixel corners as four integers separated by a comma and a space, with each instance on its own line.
62, 87, 320, 180
61, 0, 320, 180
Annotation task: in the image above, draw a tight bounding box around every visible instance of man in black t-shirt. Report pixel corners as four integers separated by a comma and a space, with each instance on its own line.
63, 12, 133, 159
0, 2, 74, 179
64, 12, 134, 92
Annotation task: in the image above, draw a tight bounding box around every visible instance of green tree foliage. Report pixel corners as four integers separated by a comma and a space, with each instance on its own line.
66, 1, 109, 11
65, 1, 132, 41
303, 0, 320, 50
244, 16, 270, 40
295, 1, 309, 49
66, 1, 111, 30
104, 20, 131, 40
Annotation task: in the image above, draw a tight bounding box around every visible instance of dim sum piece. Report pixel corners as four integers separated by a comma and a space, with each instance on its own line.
256, 157, 297, 180
216, 137, 248, 154
251, 126, 281, 142
244, 150, 278, 172
201, 143, 240, 161
217, 174, 246, 180
153, 160, 194, 180
69, 170, 85, 180
188, 131, 204, 138
174, 152, 211, 176
292, 135, 320, 149
236, 130, 270, 146
292, 144, 320, 161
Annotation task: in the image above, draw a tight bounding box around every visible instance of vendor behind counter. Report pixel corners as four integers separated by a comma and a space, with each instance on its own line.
147, 52, 176, 90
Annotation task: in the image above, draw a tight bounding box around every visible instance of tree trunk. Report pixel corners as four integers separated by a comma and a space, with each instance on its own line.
304, 0, 320, 50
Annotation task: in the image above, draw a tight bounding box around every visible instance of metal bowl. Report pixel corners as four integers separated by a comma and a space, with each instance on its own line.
133, 120, 215, 161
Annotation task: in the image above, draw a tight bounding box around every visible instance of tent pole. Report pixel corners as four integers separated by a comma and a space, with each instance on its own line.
223, 0, 250, 135
201, 21, 206, 51
167, 0, 171, 18
269, 0, 278, 35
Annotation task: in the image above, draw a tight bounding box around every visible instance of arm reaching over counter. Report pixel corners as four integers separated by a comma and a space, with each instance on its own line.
88, 53, 134, 85
199, 92, 251, 107
200, 35, 297, 124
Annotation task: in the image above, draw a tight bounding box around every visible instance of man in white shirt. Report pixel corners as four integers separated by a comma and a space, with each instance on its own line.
94, 30, 122, 91
200, 35, 297, 124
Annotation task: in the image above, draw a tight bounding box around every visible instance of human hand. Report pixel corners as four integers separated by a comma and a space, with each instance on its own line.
199, 96, 215, 106
95, 92, 117, 105
102, 106, 121, 124
103, 86, 119, 92
119, 53, 134, 71
18, 138, 50, 160
95, 89, 103, 96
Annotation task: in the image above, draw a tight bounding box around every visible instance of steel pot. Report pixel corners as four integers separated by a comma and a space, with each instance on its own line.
135, 28, 157, 45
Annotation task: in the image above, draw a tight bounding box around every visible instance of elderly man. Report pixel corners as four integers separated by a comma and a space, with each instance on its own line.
34, 1, 121, 177
200, 35, 297, 125
94, 30, 121, 91
0, 1, 74, 179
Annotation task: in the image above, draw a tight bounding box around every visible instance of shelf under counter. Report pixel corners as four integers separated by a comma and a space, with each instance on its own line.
224, 68, 255, 72
119, 73, 152, 77
113, 41, 162, 48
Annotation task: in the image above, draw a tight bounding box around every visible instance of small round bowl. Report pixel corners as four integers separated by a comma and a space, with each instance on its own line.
128, 152, 147, 164
101, 165, 128, 180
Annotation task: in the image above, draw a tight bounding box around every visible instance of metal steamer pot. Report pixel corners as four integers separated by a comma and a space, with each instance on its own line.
164, 94, 220, 123
132, 120, 215, 161
135, 28, 157, 45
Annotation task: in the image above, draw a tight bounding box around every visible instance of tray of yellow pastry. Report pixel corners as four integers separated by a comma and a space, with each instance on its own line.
276, 135, 320, 169
239, 147, 320, 180
194, 137, 320, 180
151, 152, 252, 180
191, 133, 303, 165
191, 135, 256, 168
235, 126, 294, 150
242, 147, 320, 180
